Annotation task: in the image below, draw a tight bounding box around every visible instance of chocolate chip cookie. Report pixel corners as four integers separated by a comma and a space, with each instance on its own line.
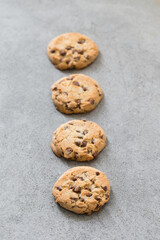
47, 32, 98, 70
51, 120, 106, 161
52, 166, 110, 214
51, 74, 103, 114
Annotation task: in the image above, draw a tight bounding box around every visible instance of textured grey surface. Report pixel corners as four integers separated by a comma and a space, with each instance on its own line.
0, 0, 160, 239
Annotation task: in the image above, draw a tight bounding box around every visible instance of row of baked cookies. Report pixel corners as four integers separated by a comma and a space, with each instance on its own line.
47, 33, 110, 214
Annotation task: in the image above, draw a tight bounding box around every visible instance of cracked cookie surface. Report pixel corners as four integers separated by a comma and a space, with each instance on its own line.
51, 120, 106, 161
47, 33, 98, 70
52, 166, 110, 214
51, 74, 103, 114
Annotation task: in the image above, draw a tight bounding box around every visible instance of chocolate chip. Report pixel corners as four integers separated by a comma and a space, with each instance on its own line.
100, 135, 103, 139
92, 152, 98, 158
73, 81, 80, 86
91, 179, 95, 183
65, 103, 73, 111
83, 119, 86, 122
66, 148, 73, 155
95, 204, 100, 209
66, 76, 73, 80
86, 193, 92, 197
89, 99, 95, 105
101, 185, 107, 191
66, 46, 72, 50
72, 49, 77, 54
78, 39, 85, 44
91, 138, 95, 144
81, 141, 87, 147
53, 87, 57, 90
73, 187, 81, 193
76, 130, 81, 133
80, 177, 84, 181
105, 194, 109, 199
66, 59, 71, 64
71, 197, 78, 201
95, 196, 101, 201
82, 86, 87, 91
60, 50, 66, 56
83, 130, 88, 135
77, 136, 83, 139
96, 172, 100, 176
74, 152, 79, 159
77, 50, 83, 54
76, 99, 81, 107
75, 141, 81, 147
64, 92, 68, 96
74, 56, 80, 61
80, 198, 84, 202
85, 55, 90, 60
64, 126, 69, 130
87, 149, 92, 153
50, 49, 56, 53
69, 122, 74, 125
66, 107, 73, 112
72, 176, 78, 181
56, 186, 62, 191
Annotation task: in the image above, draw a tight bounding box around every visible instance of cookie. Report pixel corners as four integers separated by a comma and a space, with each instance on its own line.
47, 32, 98, 70
51, 74, 103, 114
52, 166, 110, 214
51, 120, 106, 161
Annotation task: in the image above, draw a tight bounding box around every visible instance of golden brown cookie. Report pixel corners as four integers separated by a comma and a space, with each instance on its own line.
47, 33, 98, 70
51, 74, 103, 114
52, 166, 110, 214
51, 120, 106, 161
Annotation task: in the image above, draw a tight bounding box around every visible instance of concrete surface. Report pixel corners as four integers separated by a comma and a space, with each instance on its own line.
0, 0, 160, 239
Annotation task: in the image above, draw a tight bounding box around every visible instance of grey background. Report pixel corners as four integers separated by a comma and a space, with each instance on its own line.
0, 0, 160, 239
